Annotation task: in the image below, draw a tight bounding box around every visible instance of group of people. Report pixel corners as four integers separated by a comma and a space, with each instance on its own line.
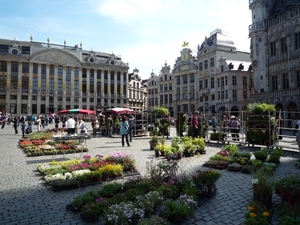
90, 113, 135, 146
192, 112, 241, 140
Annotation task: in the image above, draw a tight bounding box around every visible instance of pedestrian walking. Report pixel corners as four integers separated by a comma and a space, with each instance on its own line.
35, 116, 41, 131
21, 121, 26, 137
1, 112, 8, 129
91, 118, 99, 136
106, 115, 114, 137
212, 116, 218, 133
120, 115, 130, 147
229, 116, 240, 141
12, 116, 18, 135
128, 115, 135, 142
54, 116, 60, 129
192, 111, 199, 139
77, 117, 87, 134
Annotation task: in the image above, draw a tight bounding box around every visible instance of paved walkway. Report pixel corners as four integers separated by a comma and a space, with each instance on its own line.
0, 123, 299, 225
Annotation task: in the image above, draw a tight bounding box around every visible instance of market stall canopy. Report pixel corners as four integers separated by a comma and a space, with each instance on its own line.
58, 109, 96, 115
102, 107, 134, 115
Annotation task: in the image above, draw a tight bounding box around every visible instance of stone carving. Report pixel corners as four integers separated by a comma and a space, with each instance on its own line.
32, 52, 81, 66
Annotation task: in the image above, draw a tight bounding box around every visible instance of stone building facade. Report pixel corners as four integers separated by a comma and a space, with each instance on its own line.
249, 0, 300, 123
0, 38, 131, 116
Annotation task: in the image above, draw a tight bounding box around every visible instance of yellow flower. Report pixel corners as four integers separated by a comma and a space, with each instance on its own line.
263, 211, 269, 217
247, 206, 254, 211
250, 212, 257, 218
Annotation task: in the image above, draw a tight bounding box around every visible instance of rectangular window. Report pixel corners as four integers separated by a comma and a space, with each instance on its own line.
281, 37, 287, 54
210, 57, 214, 67
160, 85, 163, 92
204, 79, 208, 88
33, 63, 38, 74
169, 83, 172, 91
22, 62, 29, 73
66, 82, 71, 92
243, 76, 247, 86
297, 71, 300, 87
295, 32, 300, 50
183, 74, 187, 83
58, 65, 63, 76
211, 94, 215, 100
204, 60, 208, 69
182, 86, 187, 100
243, 90, 248, 99
176, 76, 180, 84
41, 64, 46, 75
232, 76, 237, 85
49, 79, 54, 91
164, 94, 168, 104
270, 41, 276, 57
199, 62, 203, 71
58, 79, 62, 91
0, 60, 7, 72
74, 80, 79, 92
199, 80, 203, 89
32, 77, 38, 90
90, 69, 94, 81
190, 73, 194, 83
74, 67, 79, 78
282, 73, 289, 90
82, 68, 87, 78
41, 77, 46, 91
97, 70, 101, 79
22, 76, 29, 90
11, 61, 18, 75
164, 84, 168, 92
210, 77, 215, 88
271, 75, 278, 91
176, 88, 180, 100
50, 65, 54, 75
169, 94, 172, 104
232, 89, 237, 99
66, 66, 71, 81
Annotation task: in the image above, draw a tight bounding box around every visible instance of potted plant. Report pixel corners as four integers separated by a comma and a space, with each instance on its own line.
274, 175, 300, 204
227, 162, 242, 172
192, 169, 222, 194
103, 201, 145, 225
268, 147, 283, 164
253, 148, 268, 162
149, 135, 159, 150
192, 137, 206, 154
160, 194, 197, 222
81, 202, 102, 222
252, 167, 274, 206
245, 201, 271, 225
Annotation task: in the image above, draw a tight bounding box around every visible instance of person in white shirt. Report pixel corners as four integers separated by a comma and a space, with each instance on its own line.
66, 116, 76, 134
77, 117, 87, 134
295, 119, 300, 155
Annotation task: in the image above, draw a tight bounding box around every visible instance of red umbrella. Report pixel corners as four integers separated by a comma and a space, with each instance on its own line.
58, 109, 69, 114
49, 113, 57, 117
69, 109, 95, 115
102, 107, 134, 115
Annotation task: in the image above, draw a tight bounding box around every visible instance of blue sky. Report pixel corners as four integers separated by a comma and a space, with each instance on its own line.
0, 0, 251, 79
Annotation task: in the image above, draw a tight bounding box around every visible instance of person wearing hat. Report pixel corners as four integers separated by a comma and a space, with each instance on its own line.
192, 111, 199, 139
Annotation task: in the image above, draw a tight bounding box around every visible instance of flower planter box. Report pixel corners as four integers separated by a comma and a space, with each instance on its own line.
66, 204, 81, 213
52, 184, 79, 192
80, 213, 99, 223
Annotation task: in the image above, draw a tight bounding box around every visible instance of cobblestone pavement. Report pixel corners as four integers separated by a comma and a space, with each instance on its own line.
0, 123, 299, 225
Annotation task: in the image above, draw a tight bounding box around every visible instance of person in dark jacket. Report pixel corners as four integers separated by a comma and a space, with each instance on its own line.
12, 116, 18, 135
120, 115, 130, 147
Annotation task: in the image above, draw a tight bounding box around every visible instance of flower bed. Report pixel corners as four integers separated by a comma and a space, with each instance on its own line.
36, 152, 137, 190
19, 129, 89, 157
67, 160, 207, 224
